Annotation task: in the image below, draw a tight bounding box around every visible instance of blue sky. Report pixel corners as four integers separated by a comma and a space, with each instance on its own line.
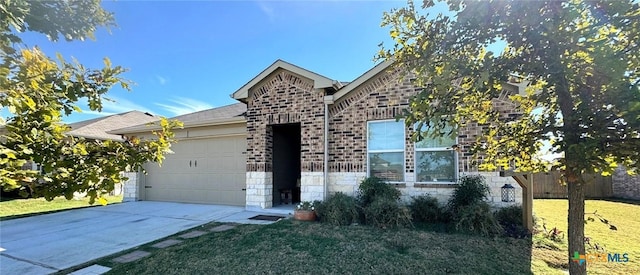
10, 0, 440, 123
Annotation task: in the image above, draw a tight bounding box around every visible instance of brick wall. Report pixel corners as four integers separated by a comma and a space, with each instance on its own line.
246, 69, 325, 173
328, 68, 414, 173
244, 69, 327, 208
244, 65, 524, 208
326, 68, 523, 206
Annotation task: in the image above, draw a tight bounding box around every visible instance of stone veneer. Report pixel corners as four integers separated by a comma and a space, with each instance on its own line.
612, 167, 640, 200
245, 65, 524, 209
246, 171, 273, 208
301, 172, 324, 202
122, 171, 140, 202
327, 171, 522, 207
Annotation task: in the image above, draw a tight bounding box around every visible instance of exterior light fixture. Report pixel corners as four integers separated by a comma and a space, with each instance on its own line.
501, 184, 515, 202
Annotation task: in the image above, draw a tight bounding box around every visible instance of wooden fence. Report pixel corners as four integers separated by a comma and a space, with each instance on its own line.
532, 171, 613, 198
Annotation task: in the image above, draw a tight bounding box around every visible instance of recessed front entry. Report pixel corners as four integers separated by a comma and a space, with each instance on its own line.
271, 123, 301, 206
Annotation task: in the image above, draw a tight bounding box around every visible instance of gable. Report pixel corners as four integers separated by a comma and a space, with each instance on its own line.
231, 59, 336, 102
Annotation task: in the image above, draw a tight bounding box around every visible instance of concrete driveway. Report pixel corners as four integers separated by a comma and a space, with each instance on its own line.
0, 201, 283, 274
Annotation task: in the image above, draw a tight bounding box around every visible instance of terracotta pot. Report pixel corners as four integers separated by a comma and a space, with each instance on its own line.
293, 210, 317, 221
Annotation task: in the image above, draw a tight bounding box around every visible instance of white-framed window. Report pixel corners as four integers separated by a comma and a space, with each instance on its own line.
367, 120, 405, 182
415, 125, 457, 183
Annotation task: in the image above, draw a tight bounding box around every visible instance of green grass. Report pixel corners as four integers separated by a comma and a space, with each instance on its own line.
0, 195, 123, 220
97, 221, 532, 275
54, 198, 637, 275
532, 199, 640, 275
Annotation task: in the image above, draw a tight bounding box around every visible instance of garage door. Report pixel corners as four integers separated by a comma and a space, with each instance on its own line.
143, 135, 246, 205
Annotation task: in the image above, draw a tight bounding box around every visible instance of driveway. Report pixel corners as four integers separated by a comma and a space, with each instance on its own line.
0, 201, 283, 274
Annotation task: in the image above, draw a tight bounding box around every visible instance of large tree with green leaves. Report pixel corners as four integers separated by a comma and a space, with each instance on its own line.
379, 0, 639, 274
0, 0, 181, 204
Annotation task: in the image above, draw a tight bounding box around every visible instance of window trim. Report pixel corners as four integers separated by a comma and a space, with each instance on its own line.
366, 119, 406, 183
414, 126, 458, 184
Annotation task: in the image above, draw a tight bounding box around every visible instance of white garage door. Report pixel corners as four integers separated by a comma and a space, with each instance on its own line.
143, 135, 246, 206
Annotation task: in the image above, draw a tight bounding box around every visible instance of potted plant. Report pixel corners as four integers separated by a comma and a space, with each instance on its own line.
294, 201, 317, 221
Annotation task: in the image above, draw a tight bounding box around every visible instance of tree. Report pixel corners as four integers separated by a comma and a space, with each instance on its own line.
379, 0, 639, 274
0, 0, 181, 204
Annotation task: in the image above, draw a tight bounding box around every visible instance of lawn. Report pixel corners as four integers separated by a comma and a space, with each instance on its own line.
60, 199, 637, 275
532, 199, 640, 275
97, 220, 532, 275
0, 195, 123, 220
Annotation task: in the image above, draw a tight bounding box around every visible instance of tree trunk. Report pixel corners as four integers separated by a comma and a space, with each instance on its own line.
567, 174, 586, 275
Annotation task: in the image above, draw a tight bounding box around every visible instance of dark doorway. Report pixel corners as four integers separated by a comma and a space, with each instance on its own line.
272, 123, 301, 206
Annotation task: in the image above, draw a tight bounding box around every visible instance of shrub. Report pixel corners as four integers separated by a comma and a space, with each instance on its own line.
448, 175, 490, 211
454, 201, 502, 236
363, 197, 412, 228
357, 177, 401, 207
315, 192, 359, 226
494, 206, 530, 238
409, 195, 443, 223
494, 205, 523, 226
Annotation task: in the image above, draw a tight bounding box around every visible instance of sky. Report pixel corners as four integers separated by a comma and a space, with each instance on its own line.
8, 0, 444, 123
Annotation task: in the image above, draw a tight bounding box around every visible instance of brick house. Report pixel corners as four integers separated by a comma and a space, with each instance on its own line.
235, 59, 527, 210
114, 59, 524, 209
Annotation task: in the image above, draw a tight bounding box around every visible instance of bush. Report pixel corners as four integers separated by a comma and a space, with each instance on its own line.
409, 195, 443, 223
315, 192, 359, 226
454, 201, 502, 236
356, 177, 401, 207
448, 175, 490, 211
494, 206, 530, 238
363, 197, 412, 228
494, 205, 523, 226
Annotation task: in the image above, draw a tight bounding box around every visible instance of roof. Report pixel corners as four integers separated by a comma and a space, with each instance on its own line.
331, 60, 394, 101
111, 103, 247, 135
67, 111, 159, 141
171, 103, 246, 124
231, 59, 337, 101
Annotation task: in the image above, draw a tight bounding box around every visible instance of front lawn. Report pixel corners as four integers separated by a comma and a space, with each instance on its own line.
99, 220, 532, 274
0, 195, 123, 220
65, 198, 637, 275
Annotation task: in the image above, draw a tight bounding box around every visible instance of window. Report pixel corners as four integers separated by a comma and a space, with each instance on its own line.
415, 125, 457, 183
367, 120, 405, 182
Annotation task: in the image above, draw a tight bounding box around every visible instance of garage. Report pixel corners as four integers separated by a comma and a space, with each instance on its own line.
142, 134, 247, 205
110, 103, 248, 206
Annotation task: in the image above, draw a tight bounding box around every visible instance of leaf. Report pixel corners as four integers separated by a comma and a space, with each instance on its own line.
98, 197, 108, 206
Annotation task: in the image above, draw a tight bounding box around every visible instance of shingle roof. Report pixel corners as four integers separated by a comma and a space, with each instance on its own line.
110, 103, 247, 135
170, 103, 246, 124
67, 111, 159, 141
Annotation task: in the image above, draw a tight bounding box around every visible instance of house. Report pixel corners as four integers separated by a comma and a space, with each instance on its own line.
111, 60, 525, 210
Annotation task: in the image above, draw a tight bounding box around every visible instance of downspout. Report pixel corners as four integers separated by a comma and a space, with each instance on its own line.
323, 94, 335, 201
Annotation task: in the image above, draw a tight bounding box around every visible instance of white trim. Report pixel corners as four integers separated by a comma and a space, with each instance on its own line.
366, 119, 406, 183
110, 117, 246, 135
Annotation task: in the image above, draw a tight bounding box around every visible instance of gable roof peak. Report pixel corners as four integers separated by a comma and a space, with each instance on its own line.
231, 59, 336, 102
